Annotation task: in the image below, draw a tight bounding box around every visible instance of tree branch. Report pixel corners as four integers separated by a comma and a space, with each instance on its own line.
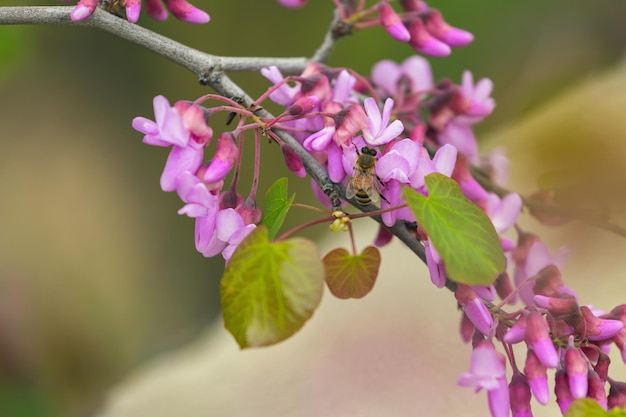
0, 3, 428, 273
0, 6, 309, 78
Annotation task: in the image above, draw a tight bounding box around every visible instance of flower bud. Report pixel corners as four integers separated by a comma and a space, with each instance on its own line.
509, 373, 532, 417
287, 95, 319, 116
406, 18, 451, 57
423, 9, 474, 47
555, 369, 574, 414
373, 225, 393, 247
587, 370, 607, 410
564, 346, 588, 399
379, 3, 410, 42
70, 0, 98, 22
608, 380, 626, 409
455, 284, 493, 336
164, 0, 210, 24
280, 143, 306, 177
503, 314, 526, 344
204, 133, 239, 184
524, 348, 549, 405
525, 312, 559, 368
125, 0, 141, 22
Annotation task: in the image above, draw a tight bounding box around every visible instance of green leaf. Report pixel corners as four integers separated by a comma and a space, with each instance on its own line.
565, 398, 617, 417
323, 246, 381, 299
261, 177, 295, 240
221, 226, 324, 348
404, 173, 505, 286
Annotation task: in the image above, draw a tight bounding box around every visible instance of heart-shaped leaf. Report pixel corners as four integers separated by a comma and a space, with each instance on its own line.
404, 173, 505, 286
221, 226, 324, 348
261, 177, 295, 240
323, 246, 381, 299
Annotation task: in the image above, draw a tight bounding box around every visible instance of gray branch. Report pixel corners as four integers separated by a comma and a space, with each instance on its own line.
0, 4, 427, 264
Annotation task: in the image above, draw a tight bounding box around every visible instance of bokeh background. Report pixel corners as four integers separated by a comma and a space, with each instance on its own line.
2, 1, 626, 416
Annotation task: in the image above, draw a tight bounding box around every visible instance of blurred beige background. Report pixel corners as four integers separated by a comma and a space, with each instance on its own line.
1, 1, 626, 416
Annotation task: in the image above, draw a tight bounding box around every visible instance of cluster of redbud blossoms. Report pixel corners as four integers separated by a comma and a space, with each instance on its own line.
129, 1, 626, 416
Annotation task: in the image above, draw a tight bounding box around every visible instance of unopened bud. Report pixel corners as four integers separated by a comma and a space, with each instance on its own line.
379, 3, 410, 42
204, 133, 239, 183
533, 264, 564, 298
564, 346, 588, 399
281, 144, 306, 177
509, 373, 532, 417
587, 370, 607, 410
555, 369, 574, 415
525, 312, 559, 368
524, 348, 549, 405
608, 380, 626, 409
455, 284, 493, 336
287, 95, 319, 116
406, 18, 451, 57
423, 9, 473, 47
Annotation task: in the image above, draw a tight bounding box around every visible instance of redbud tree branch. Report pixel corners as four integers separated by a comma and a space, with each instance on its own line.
0, 5, 429, 266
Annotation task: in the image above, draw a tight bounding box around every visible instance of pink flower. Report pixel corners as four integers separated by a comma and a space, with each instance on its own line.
371, 56, 433, 97
458, 342, 510, 417
200, 208, 256, 261
362, 98, 405, 146
133, 95, 190, 147
133, 96, 204, 192
203, 133, 239, 184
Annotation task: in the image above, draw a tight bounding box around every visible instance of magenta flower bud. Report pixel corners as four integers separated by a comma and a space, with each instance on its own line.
125, 0, 141, 22
373, 225, 393, 247
70, 0, 98, 22
565, 346, 588, 399
203, 133, 239, 184
524, 349, 549, 404
287, 95, 319, 116
533, 294, 579, 317
281, 144, 306, 178
503, 314, 527, 344
555, 369, 574, 414
379, 3, 410, 42
332, 104, 368, 146
581, 305, 624, 341
399, 0, 427, 13
406, 18, 451, 57
237, 198, 262, 226
587, 370, 607, 410
455, 284, 494, 336
145, 0, 168, 20
164, 0, 210, 23
509, 373, 532, 417
525, 312, 559, 368
423, 9, 474, 47
278, 0, 307, 8
608, 380, 626, 409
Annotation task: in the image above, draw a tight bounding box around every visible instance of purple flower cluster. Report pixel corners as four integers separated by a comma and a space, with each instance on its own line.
132, 96, 258, 261
65, 0, 209, 23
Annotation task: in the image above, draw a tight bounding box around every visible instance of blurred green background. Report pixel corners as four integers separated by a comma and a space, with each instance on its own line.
1, 1, 626, 416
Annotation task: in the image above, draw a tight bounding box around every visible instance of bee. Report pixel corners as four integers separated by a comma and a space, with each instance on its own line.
346, 146, 387, 206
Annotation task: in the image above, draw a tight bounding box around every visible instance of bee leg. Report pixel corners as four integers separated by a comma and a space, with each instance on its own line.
379, 192, 391, 205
